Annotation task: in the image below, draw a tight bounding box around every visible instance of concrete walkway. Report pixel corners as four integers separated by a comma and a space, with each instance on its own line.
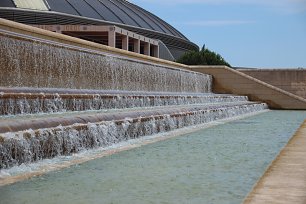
243, 120, 306, 204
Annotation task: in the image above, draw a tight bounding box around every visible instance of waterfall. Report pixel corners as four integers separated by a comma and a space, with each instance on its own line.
0, 91, 249, 115
0, 28, 269, 171
0, 32, 212, 93
0, 103, 267, 169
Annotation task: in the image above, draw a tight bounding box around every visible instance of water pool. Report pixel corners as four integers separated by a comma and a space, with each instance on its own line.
1, 110, 305, 204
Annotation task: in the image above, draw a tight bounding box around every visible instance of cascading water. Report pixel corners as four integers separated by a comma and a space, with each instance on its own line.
0, 90, 249, 115
0, 27, 269, 172
0, 103, 267, 169
0, 31, 211, 93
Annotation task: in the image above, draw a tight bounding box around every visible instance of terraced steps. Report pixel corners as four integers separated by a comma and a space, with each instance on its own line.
0, 88, 249, 115
0, 94, 267, 169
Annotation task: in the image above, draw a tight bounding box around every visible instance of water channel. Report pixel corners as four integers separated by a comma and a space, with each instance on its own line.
1, 110, 305, 203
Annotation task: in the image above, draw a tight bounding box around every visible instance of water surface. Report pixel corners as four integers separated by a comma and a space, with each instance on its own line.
1, 110, 305, 204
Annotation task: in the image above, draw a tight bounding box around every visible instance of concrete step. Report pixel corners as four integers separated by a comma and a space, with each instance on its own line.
0, 88, 249, 116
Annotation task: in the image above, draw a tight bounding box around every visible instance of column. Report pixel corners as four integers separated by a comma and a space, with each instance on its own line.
108, 28, 116, 48
122, 35, 128, 50
153, 45, 159, 58
134, 39, 140, 54
144, 42, 150, 56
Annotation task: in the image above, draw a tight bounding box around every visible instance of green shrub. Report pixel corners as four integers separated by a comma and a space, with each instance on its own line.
177, 45, 231, 67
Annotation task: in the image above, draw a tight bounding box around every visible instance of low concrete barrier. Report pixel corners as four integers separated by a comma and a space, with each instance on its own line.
189, 66, 306, 110
238, 69, 306, 99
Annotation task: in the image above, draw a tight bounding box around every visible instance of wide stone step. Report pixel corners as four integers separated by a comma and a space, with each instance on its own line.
0, 102, 267, 169
0, 88, 249, 116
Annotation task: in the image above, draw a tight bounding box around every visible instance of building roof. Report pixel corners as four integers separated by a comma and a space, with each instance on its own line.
0, 0, 199, 59
0, 0, 188, 40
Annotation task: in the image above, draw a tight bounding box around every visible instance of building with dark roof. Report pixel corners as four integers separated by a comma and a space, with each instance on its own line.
0, 0, 198, 60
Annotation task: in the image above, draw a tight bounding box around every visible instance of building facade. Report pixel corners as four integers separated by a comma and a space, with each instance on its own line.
0, 0, 199, 60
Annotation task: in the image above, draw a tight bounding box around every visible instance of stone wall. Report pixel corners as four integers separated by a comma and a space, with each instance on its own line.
239, 69, 306, 99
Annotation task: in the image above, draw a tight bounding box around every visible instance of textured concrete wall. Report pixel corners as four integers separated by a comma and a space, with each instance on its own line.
239, 69, 306, 99
189, 66, 306, 110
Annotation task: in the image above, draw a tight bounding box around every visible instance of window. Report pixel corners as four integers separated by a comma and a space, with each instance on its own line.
14, 0, 48, 11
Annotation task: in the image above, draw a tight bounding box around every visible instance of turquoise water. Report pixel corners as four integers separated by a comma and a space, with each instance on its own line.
1, 111, 305, 204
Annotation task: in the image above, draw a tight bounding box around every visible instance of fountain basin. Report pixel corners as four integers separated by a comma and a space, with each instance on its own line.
1, 111, 305, 203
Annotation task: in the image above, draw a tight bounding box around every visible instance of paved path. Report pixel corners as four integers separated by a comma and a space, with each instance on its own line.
243, 120, 306, 204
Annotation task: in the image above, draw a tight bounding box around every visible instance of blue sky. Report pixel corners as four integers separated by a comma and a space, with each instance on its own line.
131, 0, 306, 68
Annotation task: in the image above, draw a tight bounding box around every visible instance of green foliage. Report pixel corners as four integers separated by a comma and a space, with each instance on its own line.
177, 45, 231, 67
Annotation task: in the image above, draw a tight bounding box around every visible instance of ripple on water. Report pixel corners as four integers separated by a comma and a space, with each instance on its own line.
0, 110, 305, 204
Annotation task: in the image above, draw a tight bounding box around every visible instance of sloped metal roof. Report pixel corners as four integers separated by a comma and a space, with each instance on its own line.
0, 0, 188, 40
0, 0, 199, 59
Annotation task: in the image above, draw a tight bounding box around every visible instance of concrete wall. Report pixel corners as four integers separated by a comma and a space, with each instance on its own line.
238, 69, 306, 99
189, 66, 306, 110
